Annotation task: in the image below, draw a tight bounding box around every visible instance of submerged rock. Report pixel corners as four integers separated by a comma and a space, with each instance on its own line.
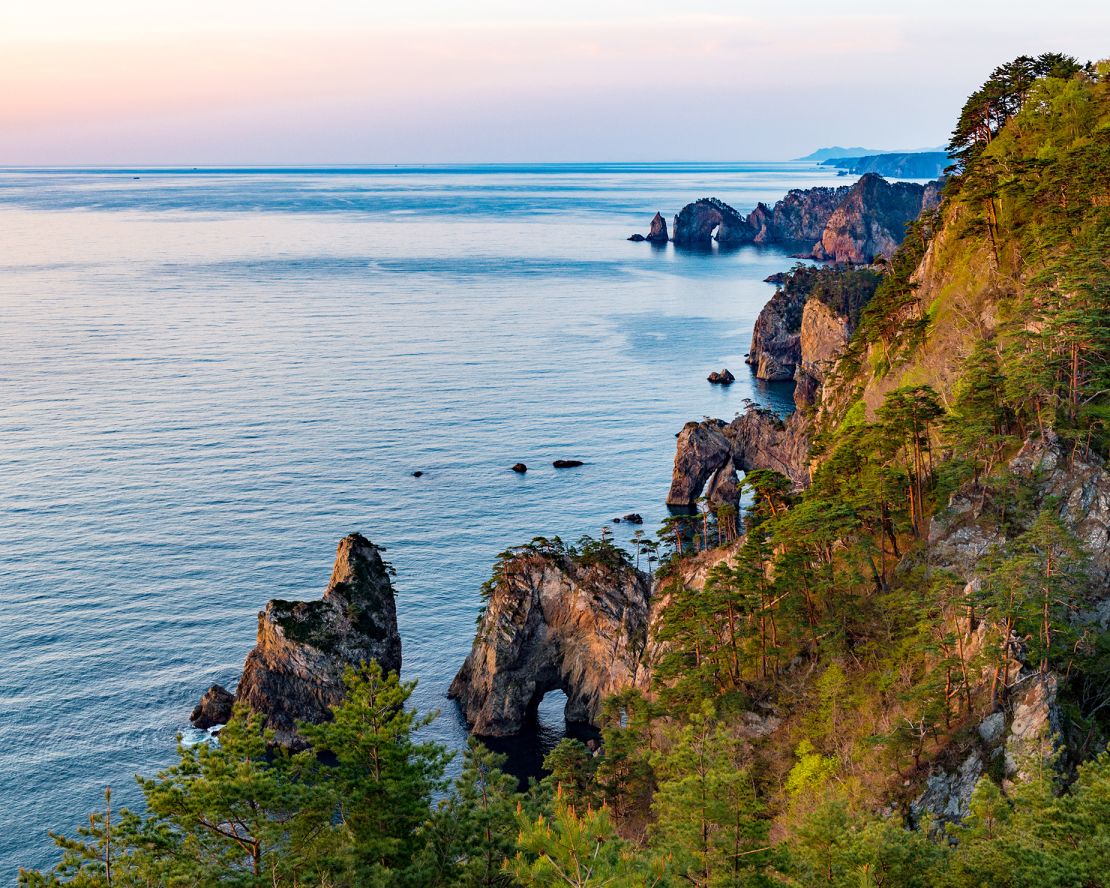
553, 459, 584, 468
190, 684, 235, 729
449, 549, 650, 736
210, 533, 402, 748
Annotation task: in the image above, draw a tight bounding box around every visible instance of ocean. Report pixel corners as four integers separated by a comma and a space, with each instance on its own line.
0, 162, 850, 875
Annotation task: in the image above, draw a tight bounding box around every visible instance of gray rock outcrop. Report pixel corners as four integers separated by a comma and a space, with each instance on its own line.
190, 684, 235, 730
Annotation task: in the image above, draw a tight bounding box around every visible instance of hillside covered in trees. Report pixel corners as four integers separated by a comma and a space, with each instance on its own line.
22, 53, 1110, 887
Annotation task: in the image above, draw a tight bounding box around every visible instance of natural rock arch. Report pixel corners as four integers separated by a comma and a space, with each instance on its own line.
450, 546, 650, 736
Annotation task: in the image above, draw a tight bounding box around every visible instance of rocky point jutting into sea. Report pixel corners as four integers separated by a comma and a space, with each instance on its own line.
632, 171, 943, 263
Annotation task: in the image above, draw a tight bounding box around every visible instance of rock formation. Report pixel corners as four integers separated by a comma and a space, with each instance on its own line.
553, 459, 584, 468
707, 368, 735, 385
190, 684, 235, 730
649, 175, 940, 262
193, 533, 402, 747
746, 285, 806, 381
449, 548, 651, 736
671, 198, 753, 247
646, 212, 669, 243
812, 173, 932, 263
666, 407, 811, 508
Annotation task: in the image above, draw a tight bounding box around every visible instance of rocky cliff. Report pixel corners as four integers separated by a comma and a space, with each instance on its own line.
812, 173, 933, 263
655, 175, 937, 262
449, 546, 650, 736
191, 533, 401, 747
667, 406, 811, 508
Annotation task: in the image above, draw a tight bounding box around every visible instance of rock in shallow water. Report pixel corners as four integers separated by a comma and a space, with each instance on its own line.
553, 459, 584, 468
190, 684, 235, 729
511, 463, 528, 473
707, 368, 735, 385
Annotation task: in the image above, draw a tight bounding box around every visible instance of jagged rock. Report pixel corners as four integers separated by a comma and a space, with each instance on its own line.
930, 431, 1110, 592
647, 212, 669, 243
190, 684, 235, 730
978, 711, 1006, 745
553, 459, 584, 468
911, 751, 984, 826
667, 420, 736, 508
511, 463, 528, 473
228, 533, 401, 747
763, 271, 789, 284
811, 174, 929, 263
672, 198, 754, 247
667, 408, 810, 508
746, 285, 805, 381
1005, 673, 1062, 779
622, 513, 644, 524
768, 186, 851, 244
795, 299, 852, 406
449, 550, 650, 736
707, 368, 735, 385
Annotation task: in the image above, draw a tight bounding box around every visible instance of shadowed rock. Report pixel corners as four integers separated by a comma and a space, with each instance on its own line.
449, 548, 650, 736
190, 684, 235, 729
646, 212, 669, 243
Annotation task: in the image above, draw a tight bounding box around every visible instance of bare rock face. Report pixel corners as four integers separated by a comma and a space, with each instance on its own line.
811, 174, 928, 263
646, 212, 669, 243
767, 185, 851, 244
667, 420, 737, 508
672, 198, 754, 247
190, 684, 235, 730
449, 550, 650, 736
227, 533, 401, 747
667, 408, 811, 508
1005, 673, 1062, 780
746, 285, 805, 381
795, 299, 852, 406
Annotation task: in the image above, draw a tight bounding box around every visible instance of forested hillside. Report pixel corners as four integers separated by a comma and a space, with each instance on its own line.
22, 54, 1110, 888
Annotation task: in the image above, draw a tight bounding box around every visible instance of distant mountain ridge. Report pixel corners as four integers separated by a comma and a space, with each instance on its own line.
796, 144, 946, 162
821, 151, 949, 178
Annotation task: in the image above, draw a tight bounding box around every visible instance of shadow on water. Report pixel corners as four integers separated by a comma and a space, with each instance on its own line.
474, 690, 601, 790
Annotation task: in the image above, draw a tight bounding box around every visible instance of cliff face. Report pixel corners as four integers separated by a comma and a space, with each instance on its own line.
812, 174, 933, 263
659, 175, 937, 261
667, 407, 811, 508
192, 533, 401, 747
746, 285, 805, 381
449, 552, 650, 736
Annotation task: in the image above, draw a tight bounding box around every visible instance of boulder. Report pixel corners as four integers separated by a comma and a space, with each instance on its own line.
450, 549, 650, 736
627, 233, 646, 242
190, 684, 235, 729
707, 368, 736, 385
622, 513, 644, 524
553, 459, 584, 468
511, 463, 528, 474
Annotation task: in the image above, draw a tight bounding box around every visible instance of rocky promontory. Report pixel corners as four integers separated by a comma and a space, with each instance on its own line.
644, 174, 940, 263
191, 533, 401, 747
449, 543, 651, 736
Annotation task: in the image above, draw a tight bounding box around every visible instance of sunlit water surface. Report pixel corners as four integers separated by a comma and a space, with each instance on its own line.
0, 163, 854, 874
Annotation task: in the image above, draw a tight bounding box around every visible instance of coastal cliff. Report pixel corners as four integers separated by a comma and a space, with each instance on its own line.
648, 173, 940, 263
191, 533, 401, 746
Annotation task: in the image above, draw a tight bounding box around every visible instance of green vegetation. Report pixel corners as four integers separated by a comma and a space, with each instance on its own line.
23, 55, 1110, 887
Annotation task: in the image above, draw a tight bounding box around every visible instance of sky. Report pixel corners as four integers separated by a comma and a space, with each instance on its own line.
1, 1, 1107, 164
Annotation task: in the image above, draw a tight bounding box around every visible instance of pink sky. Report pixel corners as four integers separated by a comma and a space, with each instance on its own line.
2, 4, 1106, 163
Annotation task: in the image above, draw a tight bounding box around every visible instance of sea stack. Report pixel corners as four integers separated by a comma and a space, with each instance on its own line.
192, 533, 402, 747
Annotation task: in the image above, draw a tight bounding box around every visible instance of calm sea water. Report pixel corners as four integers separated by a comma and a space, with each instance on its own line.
0, 163, 850, 875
